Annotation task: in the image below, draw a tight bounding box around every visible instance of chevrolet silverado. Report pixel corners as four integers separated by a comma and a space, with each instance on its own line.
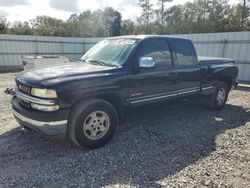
9, 35, 238, 149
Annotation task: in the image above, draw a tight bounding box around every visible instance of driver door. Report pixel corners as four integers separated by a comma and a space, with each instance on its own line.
127, 38, 178, 105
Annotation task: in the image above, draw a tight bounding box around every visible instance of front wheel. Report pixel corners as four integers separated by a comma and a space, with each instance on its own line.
68, 99, 118, 149
204, 82, 229, 110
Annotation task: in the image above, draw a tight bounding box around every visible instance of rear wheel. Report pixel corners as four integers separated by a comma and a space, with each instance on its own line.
204, 82, 229, 110
68, 99, 118, 149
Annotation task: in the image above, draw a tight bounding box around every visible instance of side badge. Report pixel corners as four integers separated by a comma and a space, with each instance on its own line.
131, 93, 142, 97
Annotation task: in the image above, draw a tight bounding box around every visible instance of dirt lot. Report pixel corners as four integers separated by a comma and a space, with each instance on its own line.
0, 73, 249, 188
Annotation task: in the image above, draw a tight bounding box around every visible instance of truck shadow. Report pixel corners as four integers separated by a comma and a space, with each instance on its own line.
0, 101, 249, 187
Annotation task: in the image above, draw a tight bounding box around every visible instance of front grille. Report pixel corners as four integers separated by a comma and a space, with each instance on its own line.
17, 83, 31, 108
18, 84, 31, 95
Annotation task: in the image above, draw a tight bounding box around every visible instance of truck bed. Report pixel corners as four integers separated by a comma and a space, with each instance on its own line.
198, 56, 234, 65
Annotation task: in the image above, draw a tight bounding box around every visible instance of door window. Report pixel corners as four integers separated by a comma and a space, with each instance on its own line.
139, 39, 172, 69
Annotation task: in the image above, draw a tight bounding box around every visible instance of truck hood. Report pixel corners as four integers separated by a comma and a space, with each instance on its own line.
16, 63, 116, 87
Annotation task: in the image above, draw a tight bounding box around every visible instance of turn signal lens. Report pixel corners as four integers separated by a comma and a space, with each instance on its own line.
31, 103, 59, 112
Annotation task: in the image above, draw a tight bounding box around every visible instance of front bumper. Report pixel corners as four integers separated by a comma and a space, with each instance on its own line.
12, 97, 69, 137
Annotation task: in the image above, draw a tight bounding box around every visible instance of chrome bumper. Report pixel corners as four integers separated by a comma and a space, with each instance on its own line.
16, 91, 55, 105
13, 109, 67, 136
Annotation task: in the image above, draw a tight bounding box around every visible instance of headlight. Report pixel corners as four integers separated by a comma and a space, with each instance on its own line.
31, 103, 59, 112
31, 88, 57, 98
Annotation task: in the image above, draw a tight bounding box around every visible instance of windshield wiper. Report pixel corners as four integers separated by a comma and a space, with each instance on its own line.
87, 59, 119, 68
87, 59, 106, 66
79, 59, 86, 63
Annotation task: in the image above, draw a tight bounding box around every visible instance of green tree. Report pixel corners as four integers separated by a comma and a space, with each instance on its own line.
164, 5, 184, 34
92, 10, 108, 37
0, 1, 250, 37
207, 0, 230, 32
241, 0, 250, 29
182, 2, 199, 33
162, 0, 234, 34
138, 0, 153, 34
0, 16, 8, 33
30, 16, 64, 36
156, 0, 172, 34
225, 4, 246, 31
121, 19, 135, 35
103, 7, 121, 36
8, 21, 33, 35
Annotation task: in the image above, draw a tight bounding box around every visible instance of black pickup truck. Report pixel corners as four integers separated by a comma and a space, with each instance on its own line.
10, 35, 238, 149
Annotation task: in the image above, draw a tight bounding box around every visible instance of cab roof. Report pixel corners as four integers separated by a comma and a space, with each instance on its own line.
106, 35, 190, 41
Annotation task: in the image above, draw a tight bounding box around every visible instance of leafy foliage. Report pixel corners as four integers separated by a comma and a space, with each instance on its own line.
1, 0, 250, 37
0, 16, 8, 33
138, 0, 154, 34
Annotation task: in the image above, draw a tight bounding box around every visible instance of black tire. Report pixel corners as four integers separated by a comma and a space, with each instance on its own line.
67, 98, 118, 149
204, 81, 229, 110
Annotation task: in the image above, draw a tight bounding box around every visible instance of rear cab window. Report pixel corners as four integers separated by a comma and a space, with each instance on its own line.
173, 39, 197, 65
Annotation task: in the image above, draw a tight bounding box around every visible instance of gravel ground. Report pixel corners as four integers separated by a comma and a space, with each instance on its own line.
0, 73, 249, 188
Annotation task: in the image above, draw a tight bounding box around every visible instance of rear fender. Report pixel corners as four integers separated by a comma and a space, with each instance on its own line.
210, 65, 238, 80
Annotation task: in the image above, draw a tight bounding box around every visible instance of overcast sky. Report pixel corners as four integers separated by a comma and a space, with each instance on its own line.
0, 0, 238, 23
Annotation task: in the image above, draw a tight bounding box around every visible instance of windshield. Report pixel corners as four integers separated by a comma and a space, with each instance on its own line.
81, 38, 138, 67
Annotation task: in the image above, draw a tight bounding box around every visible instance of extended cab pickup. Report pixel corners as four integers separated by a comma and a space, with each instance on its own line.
10, 35, 238, 148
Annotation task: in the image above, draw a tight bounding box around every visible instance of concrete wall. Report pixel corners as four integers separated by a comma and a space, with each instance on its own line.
0, 32, 249, 81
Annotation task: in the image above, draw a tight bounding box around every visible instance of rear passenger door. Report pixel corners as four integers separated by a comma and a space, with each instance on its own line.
172, 39, 201, 96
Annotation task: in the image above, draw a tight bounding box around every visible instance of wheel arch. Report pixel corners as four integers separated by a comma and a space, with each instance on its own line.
67, 94, 121, 147
70, 93, 124, 119
212, 66, 238, 90
218, 77, 232, 90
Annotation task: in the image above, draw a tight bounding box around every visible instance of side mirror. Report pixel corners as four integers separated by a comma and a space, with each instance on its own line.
139, 57, 155, 68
